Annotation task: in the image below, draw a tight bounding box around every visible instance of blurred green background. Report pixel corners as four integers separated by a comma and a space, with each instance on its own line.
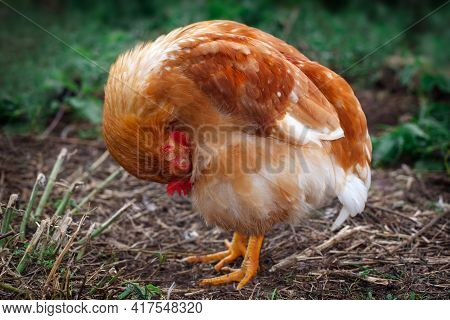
0, 0, 449, 171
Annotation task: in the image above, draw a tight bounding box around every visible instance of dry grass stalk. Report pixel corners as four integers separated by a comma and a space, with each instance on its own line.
0, 193, 19, 248
43, 215, 86, 293
20, 173, 45, 240
56, 152, 111, 217
71, 167, 122, 215
76, 223, 97, 260
16, 219, 50, 274
389, 209, 449, 254
0, 282, 24, 295
53, 182, 82, 217
0, 230, 15, 241
34, 148, 68, 220
270, 226, 367, 271
78, 199, 134, 245
49, 215, 73, 256
311, 270, 394, 286
366, 203, 419, 224
2, 136, 448, 299
74, 150, 110, 183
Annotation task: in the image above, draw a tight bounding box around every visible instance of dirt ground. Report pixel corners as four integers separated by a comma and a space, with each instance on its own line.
0, 135, 449, 300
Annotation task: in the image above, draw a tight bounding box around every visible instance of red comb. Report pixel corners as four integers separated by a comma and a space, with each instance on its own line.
170, 131, 189, 147
167, 179, 192, 196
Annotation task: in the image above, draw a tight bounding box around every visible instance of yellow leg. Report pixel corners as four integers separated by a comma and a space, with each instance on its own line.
183, 232, 247, 271
199, 235, 264, 290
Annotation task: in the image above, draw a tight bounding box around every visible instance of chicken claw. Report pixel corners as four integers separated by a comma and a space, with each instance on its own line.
198, 235, 264, 290
183, 232, 247, 271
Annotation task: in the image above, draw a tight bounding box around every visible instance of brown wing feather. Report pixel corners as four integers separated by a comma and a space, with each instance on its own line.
169, 23, 342, 144
296, 60, 371, 171
180, 34, 295, 126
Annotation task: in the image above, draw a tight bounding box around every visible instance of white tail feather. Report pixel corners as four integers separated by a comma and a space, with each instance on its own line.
332, 172, 369, 230
331, 207, 350, 231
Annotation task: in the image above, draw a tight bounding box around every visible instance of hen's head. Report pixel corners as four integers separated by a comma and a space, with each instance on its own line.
103, 41, 192, 183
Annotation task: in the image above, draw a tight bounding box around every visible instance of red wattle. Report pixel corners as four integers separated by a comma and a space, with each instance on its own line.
166, 179, 192, 196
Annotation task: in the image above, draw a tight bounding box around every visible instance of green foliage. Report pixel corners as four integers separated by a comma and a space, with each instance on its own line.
0, 0, 448, 170
53, 197, 76, 210
372, 101, 449, 172
118, 282, 162, 300
36, 258, 55, 270
270, 288, 279, 300
153, 251, 167, 264
358, 266, 374, 278
0, 3, 139, 133
405, 291, 428, 300
374, 51, 450, 171
385, 293, 397, 300
66, 97, 102, 124
398, 56, 450, 94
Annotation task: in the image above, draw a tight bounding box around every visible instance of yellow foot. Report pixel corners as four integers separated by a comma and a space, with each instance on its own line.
198, 235, 264, 290
183, 232, 247, 271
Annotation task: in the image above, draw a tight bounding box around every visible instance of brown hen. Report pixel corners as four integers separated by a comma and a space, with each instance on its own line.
103, 20, 371, 289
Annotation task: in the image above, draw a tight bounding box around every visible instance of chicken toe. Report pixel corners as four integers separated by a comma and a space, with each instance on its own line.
198, 235, 264, 290
182, 232, 247, 271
